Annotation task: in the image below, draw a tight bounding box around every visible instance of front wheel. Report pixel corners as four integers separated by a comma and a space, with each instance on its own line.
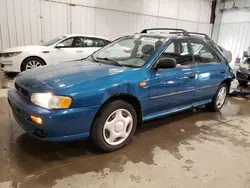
206, 83, 228, 112
91, 100, 137, 152
21, 57, 46, 71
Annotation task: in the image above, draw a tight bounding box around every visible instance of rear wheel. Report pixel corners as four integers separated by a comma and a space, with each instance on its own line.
91, 100, 137, 152
21, 57, 46, 71
206, 83, 228, 112
238, 80, 248, 86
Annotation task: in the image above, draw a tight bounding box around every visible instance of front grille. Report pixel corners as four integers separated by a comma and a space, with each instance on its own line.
15, 83, 30, 99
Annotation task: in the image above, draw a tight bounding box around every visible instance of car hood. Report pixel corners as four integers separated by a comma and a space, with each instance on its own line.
1, 45, 49, 53
15, 60, 133, 93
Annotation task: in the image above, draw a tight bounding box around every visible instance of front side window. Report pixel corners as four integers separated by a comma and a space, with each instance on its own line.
42, 36, 66, 46
190, 38, 219, 64
72, 37, 85, 47
160, 39, 193, 68
58, 38, 74, 47
91, 35, 166, 68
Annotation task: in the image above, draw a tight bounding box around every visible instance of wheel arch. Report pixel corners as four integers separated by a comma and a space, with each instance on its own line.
91, 93, 143, 131
21, 56, 47, 71
221, 78, 232, 93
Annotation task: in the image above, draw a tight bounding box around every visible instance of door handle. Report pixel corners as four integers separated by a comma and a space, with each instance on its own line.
188, 74, 196, 79
76, 50, 84, 53
220, 69, 225, 74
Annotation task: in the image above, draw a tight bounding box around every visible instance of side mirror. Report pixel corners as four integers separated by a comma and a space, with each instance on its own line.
56, 43, 64, 48
156, 58, 177, 69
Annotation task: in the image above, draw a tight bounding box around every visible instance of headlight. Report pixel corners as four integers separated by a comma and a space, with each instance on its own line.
2, 52, 22, 58
31, 93, 72, 109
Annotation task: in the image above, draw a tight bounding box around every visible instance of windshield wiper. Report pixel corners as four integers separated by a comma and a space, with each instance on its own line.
96, 57, 123, 67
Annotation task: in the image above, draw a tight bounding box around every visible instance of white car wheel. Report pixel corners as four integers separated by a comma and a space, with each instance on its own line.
216, 86, 227, 109
206, 83, 228, 112
103, 109, 133, 146
21, 57, 46, 71
91, 100, 137, 152
26, 60, 43, 70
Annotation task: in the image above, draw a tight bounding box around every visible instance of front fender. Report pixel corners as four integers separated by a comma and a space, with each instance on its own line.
68, 69, 150, 108
70, 80, 149, 108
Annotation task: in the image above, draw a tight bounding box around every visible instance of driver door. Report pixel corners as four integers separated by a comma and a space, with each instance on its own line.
147, 39, 196, 116
51, 37, 88, 63
51, 37, 77, 63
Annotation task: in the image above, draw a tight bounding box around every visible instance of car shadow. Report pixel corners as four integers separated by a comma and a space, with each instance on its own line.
0, 71, 17, 89
5, 72, 19, 78
14, 108, 203, 163
15, 134, 101, 161
11, 107, 231, 186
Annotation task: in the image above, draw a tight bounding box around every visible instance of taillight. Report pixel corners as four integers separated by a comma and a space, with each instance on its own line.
235, 57, 241, 63
123, 50, 131, 54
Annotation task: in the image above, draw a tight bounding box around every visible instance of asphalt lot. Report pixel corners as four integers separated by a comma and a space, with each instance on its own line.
1, 70, 250, 188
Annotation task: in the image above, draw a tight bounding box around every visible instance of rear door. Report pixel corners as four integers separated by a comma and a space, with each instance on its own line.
190, 38, 227, 103
81, 37, 108, 58
147, 38, 196, 115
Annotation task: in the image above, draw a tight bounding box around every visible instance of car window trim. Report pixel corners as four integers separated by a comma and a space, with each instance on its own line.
56, 36, 109, 48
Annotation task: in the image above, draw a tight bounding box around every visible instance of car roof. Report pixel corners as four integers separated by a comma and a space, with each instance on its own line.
126, 33, 208, 41
64, 34, 110, 41
132, 28, 211, 42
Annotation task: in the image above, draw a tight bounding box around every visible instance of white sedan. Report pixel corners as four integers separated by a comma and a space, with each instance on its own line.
0, 34, 110, 72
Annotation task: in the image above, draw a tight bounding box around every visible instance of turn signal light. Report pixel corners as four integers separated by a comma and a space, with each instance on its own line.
139, 82, 147, 87
30, 115, 43, 125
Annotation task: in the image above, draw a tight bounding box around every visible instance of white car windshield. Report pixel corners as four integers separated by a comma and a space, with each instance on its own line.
91, 35, 166, 68
42, 36, 66, 46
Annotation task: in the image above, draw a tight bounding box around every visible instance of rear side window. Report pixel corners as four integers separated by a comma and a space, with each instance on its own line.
190, 38, 220, 64
83, 38, 109, 47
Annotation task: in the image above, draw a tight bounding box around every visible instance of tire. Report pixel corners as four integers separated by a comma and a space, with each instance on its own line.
21, 57, 46, 71
91, 100, 137, 152
238, 80, 248, 86
206, 83, 228, 112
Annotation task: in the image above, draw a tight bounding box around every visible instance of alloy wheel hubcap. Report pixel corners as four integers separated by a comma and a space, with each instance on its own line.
103, 109, 133, 146
26, 60, 42, 70
216, 87, 227, 108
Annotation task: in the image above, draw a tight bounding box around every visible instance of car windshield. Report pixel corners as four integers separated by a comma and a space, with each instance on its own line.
91, 35, 166, 68
42, 36, 66, 46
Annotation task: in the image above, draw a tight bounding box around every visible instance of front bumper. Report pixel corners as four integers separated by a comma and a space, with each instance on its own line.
0, 56, 21, 72
236, 68, 250, 81
8, 88, 100, 141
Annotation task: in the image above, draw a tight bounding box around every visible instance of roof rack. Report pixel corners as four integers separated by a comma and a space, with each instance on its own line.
169, 31, 184, 35
169, 31, 210, 40
141, 28, 189, 36
188, 32, 210, 40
